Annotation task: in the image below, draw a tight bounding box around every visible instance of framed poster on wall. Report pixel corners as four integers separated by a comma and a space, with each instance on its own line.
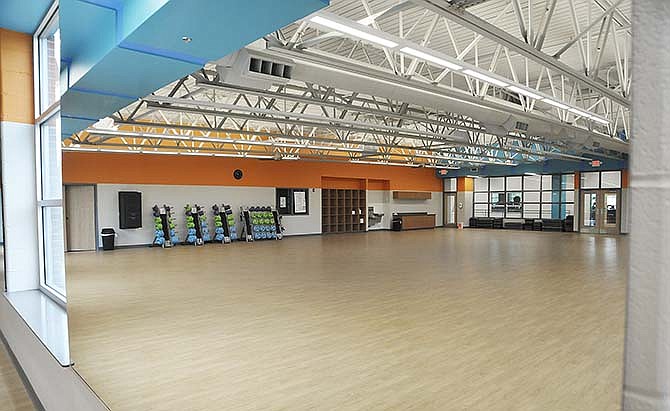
293, 189, 308, 214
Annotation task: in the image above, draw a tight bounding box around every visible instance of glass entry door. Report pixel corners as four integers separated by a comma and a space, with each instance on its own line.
444, 193, 457, 227
580, 190, 620, 234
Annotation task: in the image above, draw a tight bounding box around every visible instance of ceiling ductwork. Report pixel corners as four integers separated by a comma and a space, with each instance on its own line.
243, 47, 627, 155
214, 48, 295, 91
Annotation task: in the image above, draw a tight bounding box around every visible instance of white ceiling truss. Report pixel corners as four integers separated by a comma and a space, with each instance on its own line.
63, 0, 631, 169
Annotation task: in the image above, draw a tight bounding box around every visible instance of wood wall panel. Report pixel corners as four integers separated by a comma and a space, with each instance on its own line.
0, 29, 34, 124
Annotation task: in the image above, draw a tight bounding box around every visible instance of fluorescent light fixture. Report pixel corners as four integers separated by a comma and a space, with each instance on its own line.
590, 116, 610, 125
542, 98, 569, 110
307, 145, 335, 150
462, 69, 508, 87
234, 139, 273, 146
568, 108, 590, 118
350, 159, 420, 168
524, 172, 539, 176
424, 165, 460, 169
399, 47, 462, 71
310, 15, 398, 48
507, 85, 542, 100
337, 146, 364, 152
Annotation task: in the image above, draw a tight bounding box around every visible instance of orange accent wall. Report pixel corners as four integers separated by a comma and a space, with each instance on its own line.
457, 177, 474, 192
621, 169, 629, 188
62, 152, 443, 191
0, 29, 34, 124
367, 179, 390, 191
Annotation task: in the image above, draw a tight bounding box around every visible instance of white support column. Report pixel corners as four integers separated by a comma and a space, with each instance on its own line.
623, 1, 670, 409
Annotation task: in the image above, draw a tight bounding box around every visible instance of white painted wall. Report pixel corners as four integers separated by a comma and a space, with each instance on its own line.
457, 191, 474, 227
367, 190, 443, 230
0, 122, 39, 292
620, 187, 631, 234
95, 184, 321, 247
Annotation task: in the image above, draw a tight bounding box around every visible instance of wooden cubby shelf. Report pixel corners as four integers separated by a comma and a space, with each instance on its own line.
321, 189, 366, 234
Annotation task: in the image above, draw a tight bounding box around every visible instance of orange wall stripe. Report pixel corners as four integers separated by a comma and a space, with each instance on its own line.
0, 29, 34, 124
62, 152, 443, 191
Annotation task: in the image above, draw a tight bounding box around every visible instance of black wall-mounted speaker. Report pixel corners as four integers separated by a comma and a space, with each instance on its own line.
119, 191, 142, 229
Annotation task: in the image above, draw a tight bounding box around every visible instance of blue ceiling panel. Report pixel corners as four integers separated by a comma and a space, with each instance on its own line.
70, 47, 199, 97
0, 0, 52, 33
60, 0, 329, 138
123, 0, 330, 64
60, 0, 119, 88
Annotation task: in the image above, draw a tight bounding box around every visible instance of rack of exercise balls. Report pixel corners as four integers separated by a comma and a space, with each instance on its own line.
212, 204, 237, 243
152, 205, 179, 247
241, 206, 283, 242
184, 204, 211, 246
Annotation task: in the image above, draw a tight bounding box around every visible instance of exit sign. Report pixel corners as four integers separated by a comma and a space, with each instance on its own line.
591, 160, 602, 167
438, 169, 448, 176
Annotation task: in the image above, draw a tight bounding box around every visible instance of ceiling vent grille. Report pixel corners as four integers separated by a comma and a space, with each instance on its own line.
249, 57, 293, 80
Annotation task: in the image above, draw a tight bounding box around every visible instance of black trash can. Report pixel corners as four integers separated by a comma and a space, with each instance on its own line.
391, 218, 402, 231
101, 228, 116, 250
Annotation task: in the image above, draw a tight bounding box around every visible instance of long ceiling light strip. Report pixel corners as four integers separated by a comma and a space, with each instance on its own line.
62, 146, 276, 159
308, 12, 610, 125
309, 15, 398, 48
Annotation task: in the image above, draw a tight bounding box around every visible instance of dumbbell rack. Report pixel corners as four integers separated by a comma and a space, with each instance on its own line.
184, 205, 210, 246
152, 205, 178, 248
240, 207, 283, 242
212, 204, 237, 244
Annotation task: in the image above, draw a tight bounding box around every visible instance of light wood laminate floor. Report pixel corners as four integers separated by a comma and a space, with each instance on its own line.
0, 337, 35, 411
66, 229, 626, 411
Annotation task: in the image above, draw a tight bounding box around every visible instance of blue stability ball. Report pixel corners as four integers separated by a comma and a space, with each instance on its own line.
187, 235, 197, 243
156, 230, 165, 238
188, 228, 196, 235
215, 227, 224, 234
171, 236, 179, 244
155, 237, 165, 246
169, 229, 176, 236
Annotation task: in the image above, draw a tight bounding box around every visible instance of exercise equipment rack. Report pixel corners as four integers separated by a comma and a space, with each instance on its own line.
241, 206, 283, 242
184, 204, 211, 246
152, 205, 179, 248
212, 204, 237, 243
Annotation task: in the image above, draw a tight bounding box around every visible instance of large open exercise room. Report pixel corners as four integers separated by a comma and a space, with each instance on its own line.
0, 1, 667, 410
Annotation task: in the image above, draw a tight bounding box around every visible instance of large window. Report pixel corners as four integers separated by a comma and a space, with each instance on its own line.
473, 174, 575, 219
38, 12, 60, 112
35, 5, 65, 300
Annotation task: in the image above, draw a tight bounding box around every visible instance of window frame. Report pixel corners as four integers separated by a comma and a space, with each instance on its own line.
472, 173, 576, 220
34, 2, 66, 305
